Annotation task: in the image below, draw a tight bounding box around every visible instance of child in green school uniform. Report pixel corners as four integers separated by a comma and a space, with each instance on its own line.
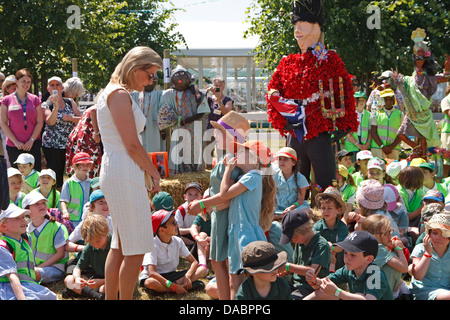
304, 230, 394, 300
278, 209, 331, 300
314, 187, 349, 272
7, 168, 25, 208
337, 149, 355, 176
60, 152, 93, 229
396, 166, 424, 243
336, 164, 357, 217
29, 169, 60, 209
14, 153, 39, 194
0, 204, 58, 300
23, 192, 69, 284
344, 91, 371, 155
235, 241, 291, 300
352, 150, 372, 187
419, 163, 448, 197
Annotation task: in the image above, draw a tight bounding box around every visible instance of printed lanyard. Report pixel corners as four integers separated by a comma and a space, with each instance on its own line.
15, 92, 28, 130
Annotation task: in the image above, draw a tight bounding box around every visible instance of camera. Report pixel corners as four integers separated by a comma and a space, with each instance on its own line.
215, 87, 220, 92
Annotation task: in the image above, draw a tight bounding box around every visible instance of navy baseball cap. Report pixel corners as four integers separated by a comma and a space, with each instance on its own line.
280, 209, 310, 245
334, 230, 378, 258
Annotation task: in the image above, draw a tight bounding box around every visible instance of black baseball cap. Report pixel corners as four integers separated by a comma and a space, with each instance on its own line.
280, 209, 311, 245
337, 149, 353, 160
184, 182, 203, 194
333, 230, 378, 258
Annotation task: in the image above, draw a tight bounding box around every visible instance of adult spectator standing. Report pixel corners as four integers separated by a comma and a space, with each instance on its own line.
1, 75, 16, 166
206, 77, 234, 129
65, 102, 102, 179
97, 46, 162, 300
41, 76, 82, 188
0, 69, 43, 171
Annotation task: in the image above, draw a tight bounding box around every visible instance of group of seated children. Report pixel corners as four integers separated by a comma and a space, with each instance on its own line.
3, 145, 450, 301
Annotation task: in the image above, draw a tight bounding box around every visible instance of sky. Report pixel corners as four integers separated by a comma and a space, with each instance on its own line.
165, 0, 260, 49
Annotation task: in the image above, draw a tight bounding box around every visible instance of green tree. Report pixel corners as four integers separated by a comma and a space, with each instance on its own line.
244, 0, 449, 92
0, 1, 185, 94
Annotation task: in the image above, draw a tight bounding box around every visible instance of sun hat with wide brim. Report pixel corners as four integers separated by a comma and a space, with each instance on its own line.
425, 213, 450, 238
238, 241, 287, 274
232, 140, 272, 167
356, 179, 385, 210
210, 111, 250, 144
276, 147, 297, 162
2, 75, 15, 92
315, 186, 346, 210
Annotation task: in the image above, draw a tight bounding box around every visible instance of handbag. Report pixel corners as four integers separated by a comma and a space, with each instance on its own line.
144, 171, 154, 193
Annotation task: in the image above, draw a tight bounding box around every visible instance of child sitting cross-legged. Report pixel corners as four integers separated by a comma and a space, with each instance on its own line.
138, 209, 208, 295
304, 230, 394, 300
62, 214, 110, 300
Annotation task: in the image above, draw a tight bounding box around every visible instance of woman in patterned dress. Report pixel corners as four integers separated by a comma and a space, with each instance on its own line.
65, 104, 102, 179
42, 76, 82, 188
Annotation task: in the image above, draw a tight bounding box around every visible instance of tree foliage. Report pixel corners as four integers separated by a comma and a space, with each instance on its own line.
0, 0, 186, 93
244, 0, 449, 89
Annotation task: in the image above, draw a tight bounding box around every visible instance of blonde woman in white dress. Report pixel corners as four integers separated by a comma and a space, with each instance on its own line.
97, 47, 163, 300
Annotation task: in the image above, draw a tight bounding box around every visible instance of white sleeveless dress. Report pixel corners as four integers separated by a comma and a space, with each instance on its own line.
97, 83, 154, 256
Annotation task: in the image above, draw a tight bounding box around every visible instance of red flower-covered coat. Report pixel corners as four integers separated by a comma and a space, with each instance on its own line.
267, 50, 358, 141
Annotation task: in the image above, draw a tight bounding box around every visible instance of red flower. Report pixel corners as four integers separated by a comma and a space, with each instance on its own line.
267, 50, 358, 141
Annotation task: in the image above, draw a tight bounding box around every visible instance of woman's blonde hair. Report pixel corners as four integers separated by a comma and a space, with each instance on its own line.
81, 214, 109, 243
110, 46, 163, 89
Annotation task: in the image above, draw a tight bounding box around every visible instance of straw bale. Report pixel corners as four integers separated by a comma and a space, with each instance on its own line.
150, 171, 211, 208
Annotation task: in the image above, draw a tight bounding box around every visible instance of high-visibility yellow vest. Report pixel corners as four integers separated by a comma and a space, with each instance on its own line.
66, 179, 85, 223
0, 235, 37, 283
345, 110, 371, 152
371, 108, 402, 150
29, 220, 69, 272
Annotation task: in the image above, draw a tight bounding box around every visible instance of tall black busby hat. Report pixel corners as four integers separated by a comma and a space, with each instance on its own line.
291, 0, 324, 27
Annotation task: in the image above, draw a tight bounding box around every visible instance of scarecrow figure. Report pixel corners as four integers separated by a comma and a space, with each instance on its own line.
266, 0, 358, 192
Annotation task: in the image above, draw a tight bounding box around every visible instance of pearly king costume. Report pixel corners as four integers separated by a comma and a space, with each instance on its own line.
266, 0, 358, 191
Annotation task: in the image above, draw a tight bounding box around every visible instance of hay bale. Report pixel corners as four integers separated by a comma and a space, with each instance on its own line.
151, 171, 211, 208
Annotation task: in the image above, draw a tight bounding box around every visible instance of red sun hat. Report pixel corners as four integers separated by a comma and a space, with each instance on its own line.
232, 140, 272, 167
72, 152, 94, 165
151, 209, 174, 234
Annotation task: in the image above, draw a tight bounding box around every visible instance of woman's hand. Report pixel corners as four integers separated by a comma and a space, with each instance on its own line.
49, 95, 59, 108
149, 179, 160, 194
63, 114, 74, 122
423, 234, 433, 256
92, 132, 101, 144
22, 139, 34, 151
13, 140, 25, 150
